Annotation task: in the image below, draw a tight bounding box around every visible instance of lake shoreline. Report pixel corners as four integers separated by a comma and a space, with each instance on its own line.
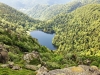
30, 30, 56, 50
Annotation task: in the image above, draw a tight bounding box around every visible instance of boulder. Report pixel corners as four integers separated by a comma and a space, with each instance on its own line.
12, 65, 21, 70
0, 44, 8, 64
0, 64, 8, 68
8, 62, 14, 68
23, 51, 40, 63
36, 65, 100, 75
36, 66, 48, 75
91, 66, 98, 70
25, 64, 38, 71
0, 62, 21, 70
0, 61, 14, 68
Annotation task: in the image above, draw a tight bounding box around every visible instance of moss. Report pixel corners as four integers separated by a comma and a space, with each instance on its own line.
71, 66, 84, 72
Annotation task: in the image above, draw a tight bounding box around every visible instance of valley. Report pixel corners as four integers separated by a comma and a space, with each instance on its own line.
22, 0, 100, 20
0, 0, 100, 75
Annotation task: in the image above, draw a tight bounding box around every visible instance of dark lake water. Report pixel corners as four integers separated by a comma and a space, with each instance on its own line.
30, 30, 56, 50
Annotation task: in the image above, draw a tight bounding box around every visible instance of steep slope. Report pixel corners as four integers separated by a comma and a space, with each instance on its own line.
1, 3, 100, 75
25, 1, 82, 20
75, 0, 100, 4
24, 0, 100, 20
0, 3, 58, 74
1, 3, 79, 72
25, 4, 50, 20
0, 3, 40, 31
0, 1, 50, 58
36, 4, 100, 67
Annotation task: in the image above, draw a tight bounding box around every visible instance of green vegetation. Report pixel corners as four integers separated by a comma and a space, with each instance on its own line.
0, 67, 36, 75
0, 2, 58, 74
0, 3, 48, 53
0, 1, 100, 75
24, 0, 100, 20
24, 1, 82, 20
0, 3, 40, 31
76, 0, 100, 4
36, 4, 100, 68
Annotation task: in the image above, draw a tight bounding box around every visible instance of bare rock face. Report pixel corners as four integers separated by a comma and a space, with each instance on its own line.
23, 51, 40, 63
36, 65, 100, 75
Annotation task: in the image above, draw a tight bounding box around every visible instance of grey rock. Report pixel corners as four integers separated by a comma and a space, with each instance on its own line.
25, 64, 38, 71
0, 44, 8, 64
8, 62, 14, 68
23, 51, 40, 63
36, 65, 100, 75
0, 64, 8, 68
36, 66, 48, 75
12, 65, 21, 70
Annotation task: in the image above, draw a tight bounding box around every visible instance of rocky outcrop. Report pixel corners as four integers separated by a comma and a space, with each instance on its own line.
23, 51, 41, 64
0, 44, 8, 63
0, 62, 21, 70
36, 65, 100, 75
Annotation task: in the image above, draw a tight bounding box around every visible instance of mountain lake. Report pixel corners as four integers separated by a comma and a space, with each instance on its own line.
30, 30, 56, 50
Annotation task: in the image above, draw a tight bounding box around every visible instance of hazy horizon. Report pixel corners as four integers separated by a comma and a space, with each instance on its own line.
0, 0, 73, 9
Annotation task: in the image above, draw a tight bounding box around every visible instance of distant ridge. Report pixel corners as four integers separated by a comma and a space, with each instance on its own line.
24, 0, 100, 20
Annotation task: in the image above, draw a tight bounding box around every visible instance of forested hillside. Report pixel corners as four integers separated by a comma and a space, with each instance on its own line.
24, 0, 100, 20
1, 2, 100, 75
0, 2, 47, 53
36, 4, 100, 67
0, 3, 40, 31
76, 0, 100, 4
25, 1, 82, 20
0, 3, 60, 74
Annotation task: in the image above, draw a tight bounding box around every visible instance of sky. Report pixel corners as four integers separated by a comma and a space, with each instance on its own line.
0, 0, 72, 9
